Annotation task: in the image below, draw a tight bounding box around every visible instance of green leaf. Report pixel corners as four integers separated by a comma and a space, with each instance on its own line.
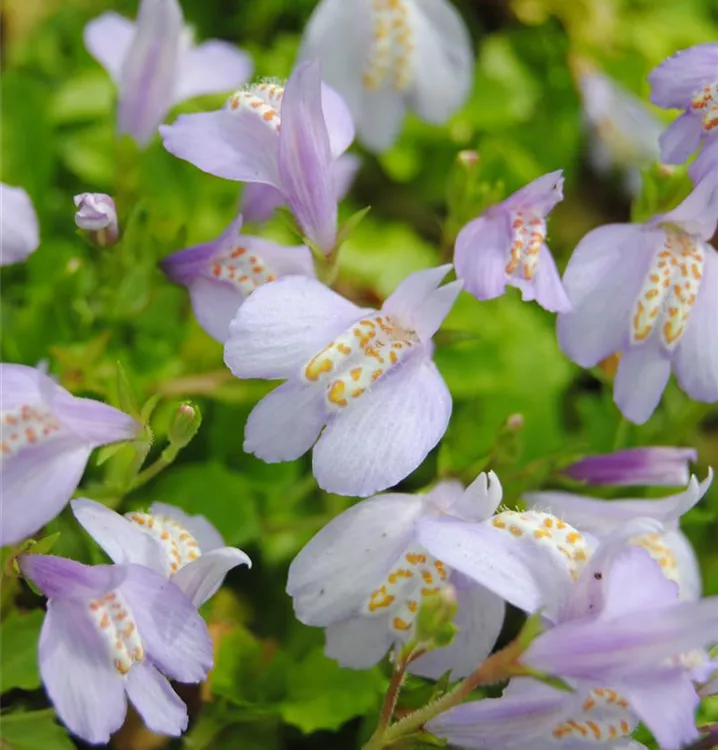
0, 710, 75, 750
280, 649, 384, 734
146, 463, 261, 546
0, 610, 44, 693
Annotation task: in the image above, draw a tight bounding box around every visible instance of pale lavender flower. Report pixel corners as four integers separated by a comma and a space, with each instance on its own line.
454, 171, 570, 313
0, 365, 140, 546
161, 62, 355, 255
298, 0, 473, 152
420, 520, 718, 749
19, 554, 212, 744
74, 193, 119, 247
287, 473, 505, 678
241, 152, 361, 224
525, 471, 713, 601
84, 0, 252, 146
557, 176, 718, 424
648, 44, 718, 164
224, 265, 461, 496
577, 69, 663, 195
161, 214, 315, 342
71, 498, 251, 607
1, 183, 39, 265
561, 446, 697, 487
690, 135, 718, 185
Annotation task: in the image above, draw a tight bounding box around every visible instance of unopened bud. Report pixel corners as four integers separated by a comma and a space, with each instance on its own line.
457, 149, 480, 170
415, 585, 458, 647
506, 413, 524, 431
168, 403, 202, 448
74, 193, 119, 247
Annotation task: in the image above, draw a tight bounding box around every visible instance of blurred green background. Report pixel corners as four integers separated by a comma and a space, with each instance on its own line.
2, 0, 718, 747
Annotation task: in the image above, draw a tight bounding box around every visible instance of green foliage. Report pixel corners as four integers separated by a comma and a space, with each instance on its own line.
0, 711, 76, 750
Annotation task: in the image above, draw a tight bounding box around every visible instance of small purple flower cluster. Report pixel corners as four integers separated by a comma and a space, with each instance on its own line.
2, 0, 718, 747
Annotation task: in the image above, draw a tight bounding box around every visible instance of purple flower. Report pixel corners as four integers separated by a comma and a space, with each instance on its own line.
298, 0, 474, 152
71, 498, 251, 607
577, 70, 663, 194
454, 171, 571, 313
19, 554, 212, 744
161, 62, 355, 256
561, 446, 697, 487
648, 44, 718, 164
525, 471, 713, 602
421, 522, 718, 749
84, 0, 252, 147
224, 265, 461, 496
161, 213, 315, 342
1, 183, 39, 265
1, 365, 140, 546
74, 193, 119, 247
287, 473, 505, 678
557, 176, 718, 424
691, 134, 718, 185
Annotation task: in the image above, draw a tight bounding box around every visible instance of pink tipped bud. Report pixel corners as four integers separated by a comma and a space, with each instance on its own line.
506, 413, 524, 431
74, 193, 119, 247
457, 149, 480, 169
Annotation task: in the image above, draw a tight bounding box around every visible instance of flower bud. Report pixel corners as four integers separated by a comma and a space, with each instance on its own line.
456, 149, 479, 170
74, 193, 119, 247
168, 403, 202, 448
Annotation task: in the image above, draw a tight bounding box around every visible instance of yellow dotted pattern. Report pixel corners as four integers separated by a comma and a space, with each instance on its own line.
363, 0, 415, 92
504, 212, 547, 281
209, 246, 277, 296
691, 81, 718, 131
629, 532, 679, 586
631, 231, 704, 349
552, 688, 633, 742
126, 512, 202, 575
88, 590, 144, 675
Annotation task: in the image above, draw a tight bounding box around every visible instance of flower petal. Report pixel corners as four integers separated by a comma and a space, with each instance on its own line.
320, 83, 356, 159
613, 342, 671, 424
690, 137, 718, 184
83, 11, 136, 83
312, 358, 451, 496
659, 112, 704, 164
241, 183, 286, 223
149, 502, 225, 552
279, 61, 337, 254
410, 575, 505, 679
506, 170, 565, 214
224, 275, 361, 380
71, 499, 167, 574
324, 616, 394, 668
660, 174, 718, 241
160, 108, 282, 185
454, 214, 510, 301
417, 517, 571, 622
118, 0, 183, 145
287, 492, 426, 624
357, 88, 407, 153
173, 40, 253, 105
0, 363, 44, 410
120, 566, 212, 683
332, 152, 361, 199
243, 380, 326, 462
382, 264, 459, 342
448, 470, 503, 522
620, 671, 700, 750
243, 236, 315, 279
558, 225, 659, 368
51, 393, 139, 446
19, 555, 127, 600
171, 547, 251, 608
189, 276, 244, 343
1, 440, 91, 546
674, 247, 718, 402
0, 184, 40, 265
39, 598, 126, 744
648, 43, 718, 110
530, 244, 572, 313
408, 0, 474, 125
427, 679, 581, 750
125, 662, 188, 736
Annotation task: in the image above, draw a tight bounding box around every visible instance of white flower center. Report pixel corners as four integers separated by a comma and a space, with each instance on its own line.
363, 545, 451, 638
631, 230, 704, 349
691, 80, 718, 132
125, 512, 201, 575
88, 590, 144, 675
629, 532, 679, 586
208, 245, 277, 297
490, 511, 589, 581
552, 688, 634, 743
0, 404, 64, 461
505, 211, 546, 281
364, 0, 416, 92
302, 313, 419, 410
227, 83, 285, 132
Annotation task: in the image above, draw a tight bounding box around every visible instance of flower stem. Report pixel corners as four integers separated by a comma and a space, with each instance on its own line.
128, 444, 180, 491
363, 640, 523, 750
